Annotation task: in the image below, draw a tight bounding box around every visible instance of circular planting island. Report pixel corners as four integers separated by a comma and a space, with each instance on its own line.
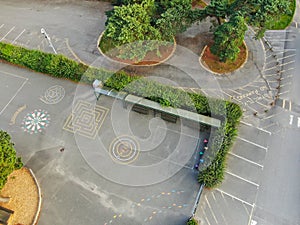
200, 41, 248, 75
98, 31, 176, 66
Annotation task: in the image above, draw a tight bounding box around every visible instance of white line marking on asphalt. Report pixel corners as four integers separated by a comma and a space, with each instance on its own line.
256, 127, 272, 135
289, 101, 292, 111
205, 196, 219, 224
298, 117, 300, 128
204, 215, 212, 225
237, 137, 268, 150
240, 120, 252, 126
0, 26, 15, 41
0, 24, 4, 29
278, 90, 289, 96
216, 189, 254, 207
0, 79, 28, 116
282, 99, 286, 109
225, 171, 260, 187
0, 70, 28, 80
12, 29, 26, 44
211, 192, 217, 202
289, 114, 294, 125
228, 152, 264, 168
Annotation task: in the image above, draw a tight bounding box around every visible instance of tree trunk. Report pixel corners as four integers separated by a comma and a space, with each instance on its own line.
0, 196, 10, 203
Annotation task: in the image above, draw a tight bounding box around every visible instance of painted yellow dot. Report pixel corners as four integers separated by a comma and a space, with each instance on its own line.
113, 215, 117, 219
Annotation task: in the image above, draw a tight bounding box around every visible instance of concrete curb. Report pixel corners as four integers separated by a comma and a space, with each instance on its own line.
27, 168, 42, 225
97, 30, 177, 67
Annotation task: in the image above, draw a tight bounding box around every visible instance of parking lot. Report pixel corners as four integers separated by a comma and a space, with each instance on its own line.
197, 122, 271, 225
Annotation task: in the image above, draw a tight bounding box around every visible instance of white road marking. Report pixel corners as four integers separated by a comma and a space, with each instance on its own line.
12, 29, 26, 44
0, 79, 28, 116
225, 171, 260, 187
216, 189, 254, 207
0, 26, 15, 41
282, 99, 286, 109
205, 195, 219, 224
298, 117, 300, 128
237, 137, 268, 151
289, 114, 294, 125
0, 24, 4, 29
289, 100, 292, 111
228, 152, 264, 168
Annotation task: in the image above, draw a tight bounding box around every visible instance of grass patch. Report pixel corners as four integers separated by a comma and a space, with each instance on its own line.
266, 0, 296, 30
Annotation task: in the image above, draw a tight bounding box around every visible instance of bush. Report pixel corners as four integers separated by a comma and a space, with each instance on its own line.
187, 218, 199, 225
0, 42, 242, 188
0, 130, 23, 190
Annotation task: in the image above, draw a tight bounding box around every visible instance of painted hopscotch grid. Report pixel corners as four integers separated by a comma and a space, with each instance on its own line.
63, 100, 108, 139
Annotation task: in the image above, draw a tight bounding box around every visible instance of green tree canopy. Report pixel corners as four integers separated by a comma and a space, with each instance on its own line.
210, 13, 247, 62
0, 130, 23, 190
191, 0, 291, 61
105, 0, 162, 46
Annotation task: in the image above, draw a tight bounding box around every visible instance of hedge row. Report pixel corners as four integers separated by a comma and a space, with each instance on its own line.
0, 41, 242, 188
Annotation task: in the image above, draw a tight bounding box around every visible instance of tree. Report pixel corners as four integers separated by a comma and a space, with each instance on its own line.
102, 0, 194, 61
192, 0, 291, 61
210, 13, 247, 62
156, 0, 193, 41
0, 130, 23, 191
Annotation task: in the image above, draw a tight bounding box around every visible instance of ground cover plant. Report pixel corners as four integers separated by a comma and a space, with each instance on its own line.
0, 42, 242, 188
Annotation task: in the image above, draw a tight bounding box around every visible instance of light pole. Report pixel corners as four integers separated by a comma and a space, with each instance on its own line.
40, 28, 57, 54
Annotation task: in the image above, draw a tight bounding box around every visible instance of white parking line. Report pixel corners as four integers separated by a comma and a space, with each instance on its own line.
289, 115, 294, 125
298, 117, 300, 128
0, 26, 15, 41
237, 137, 268, 151
228, 152, 264, 168
0, 79, 28, 116
225, 171, 260, 187
205, 196, 219, 224
12, 29, 26, 44
282, 99, 286, 109
216, 189, 254, 207
0, 24, 4, 29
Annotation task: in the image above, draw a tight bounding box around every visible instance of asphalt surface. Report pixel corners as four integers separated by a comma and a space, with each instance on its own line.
0, 0, 299, 225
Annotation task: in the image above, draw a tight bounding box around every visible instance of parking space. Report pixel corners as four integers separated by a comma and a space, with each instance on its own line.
0, 23, 79, 61
197, 123, 270, 225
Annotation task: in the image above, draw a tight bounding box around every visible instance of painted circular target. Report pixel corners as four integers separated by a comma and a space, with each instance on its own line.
40, 85, 65, 104
109, 136, 139, 164
21, 109, 51, 134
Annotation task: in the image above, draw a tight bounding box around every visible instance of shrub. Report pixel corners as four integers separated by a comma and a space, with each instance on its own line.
187, 218, 199, 225
0, 130, 23, 190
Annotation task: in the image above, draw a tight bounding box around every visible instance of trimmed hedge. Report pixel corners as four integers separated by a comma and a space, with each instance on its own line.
0, 41, 242, 188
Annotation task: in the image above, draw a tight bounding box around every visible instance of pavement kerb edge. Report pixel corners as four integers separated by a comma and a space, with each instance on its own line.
27, 167, 42, 225
97, 30, 177, 67
198, 40, 248, 76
